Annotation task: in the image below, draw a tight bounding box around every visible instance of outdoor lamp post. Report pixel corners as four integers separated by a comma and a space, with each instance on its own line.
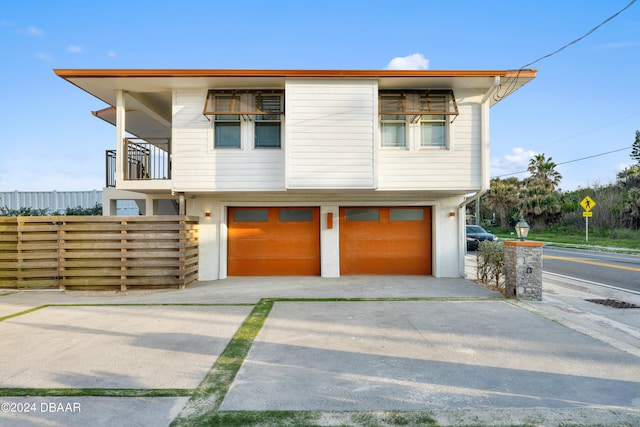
515, 216, 530, 241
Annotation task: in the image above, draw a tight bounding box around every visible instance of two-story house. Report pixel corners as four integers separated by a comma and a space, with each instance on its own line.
55, 69, 535, 281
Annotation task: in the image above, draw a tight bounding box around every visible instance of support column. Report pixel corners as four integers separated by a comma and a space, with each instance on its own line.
504, 240, 544, 301
115, 90, 126, 185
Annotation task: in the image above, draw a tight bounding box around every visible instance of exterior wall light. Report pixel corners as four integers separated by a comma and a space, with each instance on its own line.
515, 216, 530, 241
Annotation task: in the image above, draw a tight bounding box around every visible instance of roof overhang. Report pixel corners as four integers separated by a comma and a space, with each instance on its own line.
55, 68, 536, 105
55, 68, 536, 138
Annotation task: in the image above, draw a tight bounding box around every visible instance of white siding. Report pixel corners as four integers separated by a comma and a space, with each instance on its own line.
285, 80, 376, 189
378, 93, 482, 191
172, 90, 285, 192
171, 87, 484, 193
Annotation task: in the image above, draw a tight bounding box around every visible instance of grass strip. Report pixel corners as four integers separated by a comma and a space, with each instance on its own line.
0, 388, 192, 397
0, 302, 254, 322
0, 305, 48, 322
272, 296, 504, 303
170, 299, 274, 426
0, 292, 17, 297
203, 410, 439, 427
43, 303, 256, 307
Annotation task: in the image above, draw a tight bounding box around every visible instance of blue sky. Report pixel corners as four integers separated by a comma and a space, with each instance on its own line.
1, 0, 638, 192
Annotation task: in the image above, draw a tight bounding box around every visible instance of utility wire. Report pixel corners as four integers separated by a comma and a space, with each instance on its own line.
520, 0, 637, 70
491, 1, 638, 178
493, 0, 637, 102
492, 146, 632, 179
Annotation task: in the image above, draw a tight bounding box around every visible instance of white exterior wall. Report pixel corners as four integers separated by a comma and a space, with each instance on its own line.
172, 90, 285, 192
111, 81, 489, 282
184, 193, 464, 281
285, 80, 376, 189
378, 92, 482, 191
168, 85, 482, 194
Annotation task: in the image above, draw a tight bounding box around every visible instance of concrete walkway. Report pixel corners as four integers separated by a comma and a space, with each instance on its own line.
0, 262, 639, 426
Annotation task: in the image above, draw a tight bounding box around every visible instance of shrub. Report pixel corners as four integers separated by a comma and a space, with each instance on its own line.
476, 241, 504, 288
0, 204, 102, 216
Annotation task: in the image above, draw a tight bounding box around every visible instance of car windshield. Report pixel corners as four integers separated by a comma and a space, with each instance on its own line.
466, 226, 486, 233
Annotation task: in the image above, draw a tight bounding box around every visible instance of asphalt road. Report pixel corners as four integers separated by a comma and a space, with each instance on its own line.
543, 246, 640, 293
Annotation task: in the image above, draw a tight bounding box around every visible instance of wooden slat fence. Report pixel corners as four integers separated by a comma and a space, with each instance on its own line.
0, 216, 198, 290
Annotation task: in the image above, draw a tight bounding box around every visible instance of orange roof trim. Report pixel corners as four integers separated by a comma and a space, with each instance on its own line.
54, 68, 536, 79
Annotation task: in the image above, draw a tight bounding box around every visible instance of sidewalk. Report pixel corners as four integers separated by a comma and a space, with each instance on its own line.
465, 252, 640, 358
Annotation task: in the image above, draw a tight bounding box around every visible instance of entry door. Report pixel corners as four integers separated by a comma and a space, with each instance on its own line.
340, 207, 431, 275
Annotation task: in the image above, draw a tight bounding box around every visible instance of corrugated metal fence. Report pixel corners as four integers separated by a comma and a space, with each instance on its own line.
0, 191, 102, 212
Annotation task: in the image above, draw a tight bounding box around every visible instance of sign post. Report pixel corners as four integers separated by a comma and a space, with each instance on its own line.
580, 196, 596, 242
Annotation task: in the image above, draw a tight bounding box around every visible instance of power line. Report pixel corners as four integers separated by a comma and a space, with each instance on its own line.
492, 146, 632, 179
520, 0, 637, 69
493, 0, 637, 102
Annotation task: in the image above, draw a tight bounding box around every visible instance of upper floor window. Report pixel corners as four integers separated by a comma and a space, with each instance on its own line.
379, 90, 457, 149
204, 90, 284, 149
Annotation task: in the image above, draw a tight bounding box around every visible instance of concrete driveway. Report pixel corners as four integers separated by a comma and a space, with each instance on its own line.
0, 274, 639, 426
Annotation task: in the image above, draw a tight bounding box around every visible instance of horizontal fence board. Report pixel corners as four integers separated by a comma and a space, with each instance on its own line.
0, 216, 199, 289
60, 277, 186, 287
60, 259, 189, 268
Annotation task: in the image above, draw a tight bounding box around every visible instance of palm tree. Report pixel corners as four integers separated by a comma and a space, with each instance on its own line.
519, 153, 563, 230
617, 165, 640, 189
484, 177, 520, 229
527, 153, 562, 190
623, 187, 640, 229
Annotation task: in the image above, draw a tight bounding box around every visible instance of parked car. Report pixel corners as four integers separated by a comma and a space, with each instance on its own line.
466, 225, 498, 251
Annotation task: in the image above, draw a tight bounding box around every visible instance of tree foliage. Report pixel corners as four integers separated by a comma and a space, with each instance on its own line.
479, 133, 640, 232
622, 187, 640, 229
0, 204, 102, 217
631, 130, 640, 165
483, 177, 520, 228
518, 154, 563, 230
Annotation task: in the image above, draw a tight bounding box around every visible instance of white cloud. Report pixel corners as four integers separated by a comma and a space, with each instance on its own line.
504, 147, 536, 166
597, 41, 640, 49
107, 50, 117, 58
22, 26, 44, 37
615, 161, 635, 173
35, 52, 52, 62
67, 45, 83, 54
491, 147, 536, 177
385, 53, 429, 70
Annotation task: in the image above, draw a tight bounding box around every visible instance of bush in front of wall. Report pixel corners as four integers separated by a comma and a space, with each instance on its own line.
476, 240, 505, 290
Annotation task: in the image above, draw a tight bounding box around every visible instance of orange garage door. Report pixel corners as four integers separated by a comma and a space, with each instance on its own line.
228, 207, 320, 276
340, 207, 432, 275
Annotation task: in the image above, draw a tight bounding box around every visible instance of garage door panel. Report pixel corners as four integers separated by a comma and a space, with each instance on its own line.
230, 240, 318, 258
228, 259, 319, 276
228, 207, 320, 276
340, 207, 431, 275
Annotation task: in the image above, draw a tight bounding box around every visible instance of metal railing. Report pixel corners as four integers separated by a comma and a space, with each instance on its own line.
106, 150, 116, 187
105, 138, 171, 187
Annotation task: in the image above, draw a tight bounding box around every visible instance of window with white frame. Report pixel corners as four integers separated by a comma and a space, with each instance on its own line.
204, 90, 284, 149
379, 90, 457, 149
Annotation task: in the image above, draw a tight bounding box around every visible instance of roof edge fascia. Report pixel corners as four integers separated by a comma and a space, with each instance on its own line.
54, 68, 537, 79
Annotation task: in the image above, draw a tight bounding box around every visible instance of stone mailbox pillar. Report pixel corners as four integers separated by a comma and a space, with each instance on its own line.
504, 240, 544, 301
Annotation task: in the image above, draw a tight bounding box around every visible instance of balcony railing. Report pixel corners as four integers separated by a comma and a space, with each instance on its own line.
106, 138, 171, 187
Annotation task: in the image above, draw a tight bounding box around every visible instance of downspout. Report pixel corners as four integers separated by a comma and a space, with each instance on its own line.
458, 76, 500, 277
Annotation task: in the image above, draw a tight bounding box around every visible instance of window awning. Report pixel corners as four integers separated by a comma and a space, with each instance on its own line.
203, 89, 284, 115
379, 90, 459, 117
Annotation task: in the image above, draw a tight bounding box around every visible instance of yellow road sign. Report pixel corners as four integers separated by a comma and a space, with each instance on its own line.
582, 211, 593, 217
580, 196, 596, 212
